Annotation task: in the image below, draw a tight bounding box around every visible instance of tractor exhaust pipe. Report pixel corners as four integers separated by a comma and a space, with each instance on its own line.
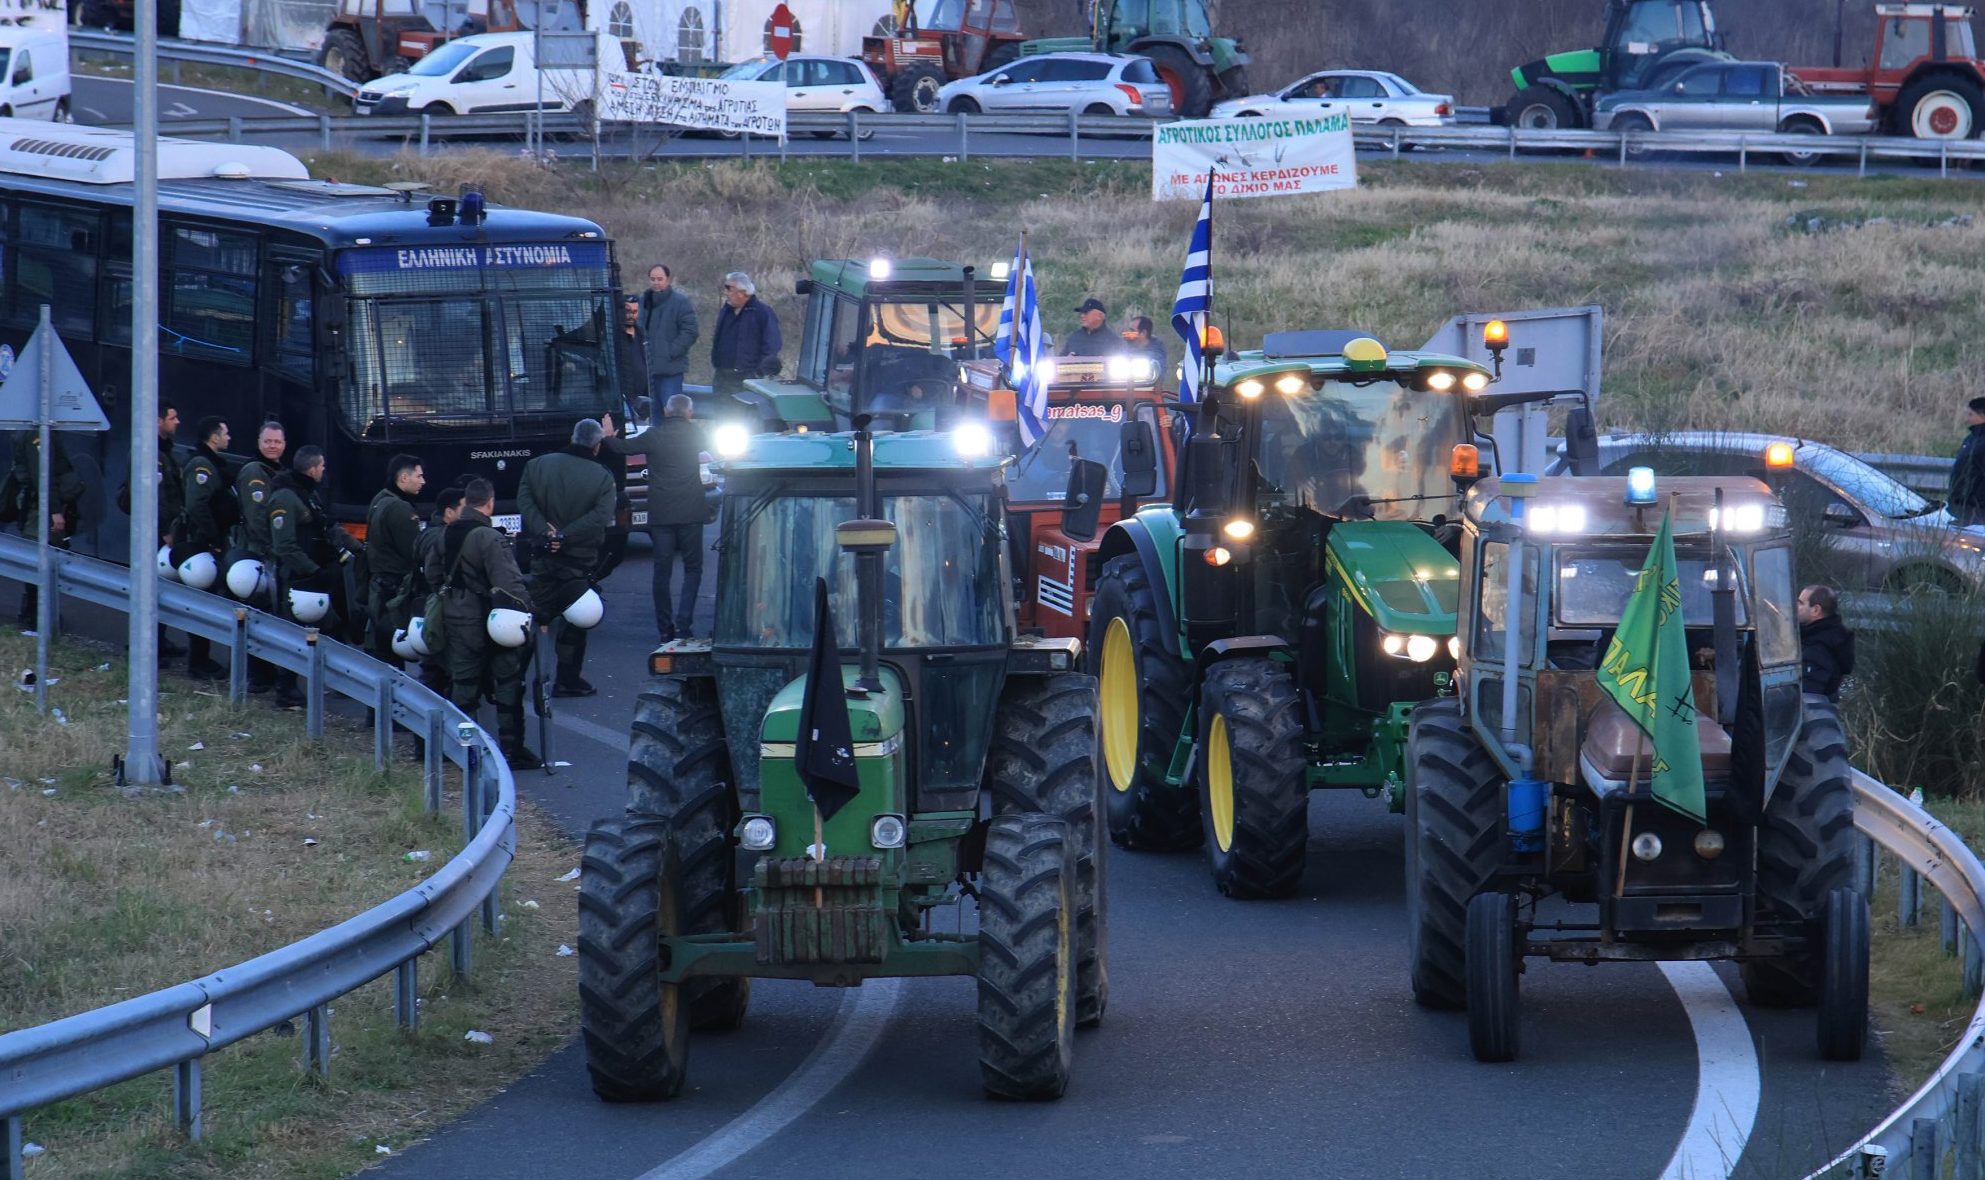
847, 416, 888, 695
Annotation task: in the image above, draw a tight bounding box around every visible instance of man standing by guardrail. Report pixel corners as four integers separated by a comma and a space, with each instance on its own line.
1951, 396, 1985, 527
179, 416, 238, 682
1, 430, 83, 631
1798, 584, 1856, 700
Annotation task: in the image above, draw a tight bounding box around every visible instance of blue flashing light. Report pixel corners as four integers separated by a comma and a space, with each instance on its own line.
1625, 466, 1658, 506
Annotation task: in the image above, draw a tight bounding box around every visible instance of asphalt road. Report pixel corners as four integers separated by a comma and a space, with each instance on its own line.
70, 74, 314, 125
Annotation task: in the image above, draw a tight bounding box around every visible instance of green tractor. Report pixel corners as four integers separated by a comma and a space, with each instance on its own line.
736, 257, 1003, 434
580, 422, 1105, 1101
1502, 0, 1727, 129
1409, 468, 1865, 1062
1021, 0, 1250, 118
1089, 329, 1509, 898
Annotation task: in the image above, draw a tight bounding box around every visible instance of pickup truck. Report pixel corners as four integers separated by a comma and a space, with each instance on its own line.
1593, 60, 1878, 156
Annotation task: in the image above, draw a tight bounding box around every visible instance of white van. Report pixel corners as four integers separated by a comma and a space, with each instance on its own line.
352, 31, 604, 118
0, 22, 71, 122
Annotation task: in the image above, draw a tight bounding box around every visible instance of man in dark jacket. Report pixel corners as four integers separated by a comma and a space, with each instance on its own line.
2, 431, 85, 629
412, 485, 465, 700
1061, 297, 1115, 356
639, 263, 698, 411
147, 402, 189, 658
427, 478, 540, 770
604, 399, 706, 642
1951, 395, 1985, 527
365, 453, 426, 666
268, 446, 359, 704
518, 419, 617, 695
1797, 584, 1855, 700
710, 271, 781, 404
234, 420, 286, 691
179, 416, 239, 680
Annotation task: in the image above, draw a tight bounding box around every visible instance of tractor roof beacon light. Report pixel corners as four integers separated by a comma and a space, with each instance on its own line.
1202, 325, 1226, 357
1764, 441, 1795, 470
1450, 443, 1482, 488
1625, 465, 1658, 506
1483, 319, 1509, 380
1342, 337, 1389, 374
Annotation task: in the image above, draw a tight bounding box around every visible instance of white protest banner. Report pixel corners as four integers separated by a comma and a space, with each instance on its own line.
1152, 111, 1358, 202
600, 73, 787, 139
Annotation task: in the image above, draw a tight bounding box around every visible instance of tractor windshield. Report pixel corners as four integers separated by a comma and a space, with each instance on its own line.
1007, 403, 1167, 505
1554, 548, 1750, 627
1617, 0, 1710, 48
718, 491, 1006, 649
1248, 380, 1470, 521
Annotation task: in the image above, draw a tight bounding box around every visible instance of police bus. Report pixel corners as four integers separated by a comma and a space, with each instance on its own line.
0, 120, 633, 548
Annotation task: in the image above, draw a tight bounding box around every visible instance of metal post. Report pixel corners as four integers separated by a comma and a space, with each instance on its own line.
1911, 1117, 1940, 1179
464, 748, 483, 842
374, 678, 393, 769
1900, 864, 1922, 927
424, 710, 444, 813
1946, 894, 1960, 956
127, 0, 163, 787
452, 915, 474, 979
482, 767, 500, 933
850, 113, 861, 164
304, 1003, 330, 1078
169, 59, 181, 85
1968, 925, 1985, 995
173, 1058, 202, 1141
1069, 109, 1079, 162
1959, 1072, 1985, 1179
305, 629, 324, 739
957, 111, 968, 162
5, 1115, 21, 1180
33, 306, 51, 715
395, 958, 418, 1031
1391, 128, 1401, 160
1738, 140, 1747, 172
1859, 140, 1868, 178
318, 112, 332, 153
420, 112, 430, 155
225, 114, 241, 143
1855, 833, 1877, 895
228, 608, 249, 705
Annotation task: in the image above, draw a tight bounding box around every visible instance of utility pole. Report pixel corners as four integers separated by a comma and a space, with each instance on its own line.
1834, 0, 1846, 67
126, 0, 162, 785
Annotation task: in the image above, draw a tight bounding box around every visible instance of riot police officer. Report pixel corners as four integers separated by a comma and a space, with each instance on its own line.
517, 418, 616, 696
179, 415, 239, 680
426, 478, 540, 770
267, 446, 358, 706
365, 453, 426, 666
1, 430, 84, 629
233, 420, 286, 691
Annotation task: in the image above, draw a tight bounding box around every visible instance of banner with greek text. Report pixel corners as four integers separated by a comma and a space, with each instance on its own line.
1152, 112, 1358, 202
600, 73, 787, 139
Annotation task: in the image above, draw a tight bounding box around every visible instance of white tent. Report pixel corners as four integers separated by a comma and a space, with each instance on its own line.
590, 0, 894, 69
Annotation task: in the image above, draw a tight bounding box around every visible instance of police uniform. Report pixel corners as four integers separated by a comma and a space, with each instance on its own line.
365, 483, 423, 664
517, 444, 616, 695
179, 442, 241, 677
412, 505, 454, 697
155, 433, 185, 547
1, 431, 85, 626
236, 457, 279, 565
268, 469, 357, 642
425, 505, 539, 768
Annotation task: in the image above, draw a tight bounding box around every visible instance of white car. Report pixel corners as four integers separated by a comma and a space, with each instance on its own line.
717, 55, 891, 139
936, 52, 1173, 118
0, 22, 71, 122
354, 31, 608, 117
1210, 69, 1454, 126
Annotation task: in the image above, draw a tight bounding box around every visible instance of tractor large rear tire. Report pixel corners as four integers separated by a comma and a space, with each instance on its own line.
1895, 71, 1985, 139
987, 672, 1108, 1027
1740, 697, 1857, 1008
1405, 699, 1506, 1010
1145, 44, 1213, 118
1090, 555, 1201, 852
976, 814, 1077, 1101
318, 28, 369, 85
628, 677, 749, 1031
890, 63, 947, 115
579, 816, 691, 1101
1195, 658, 1307, 899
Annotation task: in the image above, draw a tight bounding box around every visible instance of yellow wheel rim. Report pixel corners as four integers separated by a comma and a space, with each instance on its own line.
1207, 713, 1235, 853
1100, 617, 1139, 795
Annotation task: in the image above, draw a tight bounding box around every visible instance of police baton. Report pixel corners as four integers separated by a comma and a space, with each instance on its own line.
533, 623, 556, 774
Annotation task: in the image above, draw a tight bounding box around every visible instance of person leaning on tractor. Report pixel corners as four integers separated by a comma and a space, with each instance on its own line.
1950, 395, 1985, 527
427, 477, 541, 770
1798, 584, 1856, 700
639, 263, 699, 412
0, 429, 85, 630
179, 416, 240, 681
365, 453, 426, 667
709, 271, 781, 405
518, 418, 617, 697
1062, 297, 1116, 356
602, 399, 708, 643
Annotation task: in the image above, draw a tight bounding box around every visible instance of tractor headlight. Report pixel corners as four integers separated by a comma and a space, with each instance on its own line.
739, 814, 778, 850
1129, 356, 1158, 384
868, 257, 893, 280
1462, 371, 1489, 392
1448, 636, 1462, 661
1235, 378, 1265, 399
1382, 632, 1406, 656
1528, 503, 1588, 534
1274, 373, 1307, 395
953, 422, 994, 458
871, 814, 907, 849
1221, 518, 1255, 541
714, 422, 751, 459
1693, 829, 1726, 859
1406, 634, 1439, 663
1424, 370, 1456, 392
1631, 832, 1664, 862
1708, 503, 1767, 534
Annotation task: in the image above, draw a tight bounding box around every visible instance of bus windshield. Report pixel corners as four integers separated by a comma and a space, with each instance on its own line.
1246, 379, 1469, 521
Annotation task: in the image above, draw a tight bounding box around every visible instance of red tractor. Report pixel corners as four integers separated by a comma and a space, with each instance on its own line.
318, 0, 525, 84
1792, 4, 1985, 138
861, 0, 1030, 115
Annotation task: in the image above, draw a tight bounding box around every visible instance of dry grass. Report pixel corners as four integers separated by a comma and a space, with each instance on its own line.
311, 151, 1985, 457
1866, 794, 1985, 1092
0, 631, 579, 1179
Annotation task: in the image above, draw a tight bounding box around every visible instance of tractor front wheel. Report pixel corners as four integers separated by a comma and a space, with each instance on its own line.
1504, 85, 1583, 131
976, 814, 1077, 1101
1741, 697, 1856, 1008
890, 63, 947, 115
1196, 658, 1307, 899
578, 816, 692, 1100
1466, 891, 1521, 1063
1404, 699, 1506, 1010
628, 677, 748, 1031
1089, 555, 1200, 852
1817, 886, 1870, 1061
987, 671, 1108, 1027
1145, 44, 1213, 118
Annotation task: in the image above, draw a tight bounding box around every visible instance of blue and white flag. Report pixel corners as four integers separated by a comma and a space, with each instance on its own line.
1171, 172, 1213, 408
995, 237, 1048, 447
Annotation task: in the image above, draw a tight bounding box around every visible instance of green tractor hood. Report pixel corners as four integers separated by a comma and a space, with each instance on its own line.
756, 665, 909, 859
1325, 520, 1460, 635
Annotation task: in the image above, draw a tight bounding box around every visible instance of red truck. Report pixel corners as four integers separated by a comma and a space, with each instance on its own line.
1792, 3, 1985, 138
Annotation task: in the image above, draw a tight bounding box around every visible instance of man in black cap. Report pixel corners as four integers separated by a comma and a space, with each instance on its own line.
1062, 297, 1115, 356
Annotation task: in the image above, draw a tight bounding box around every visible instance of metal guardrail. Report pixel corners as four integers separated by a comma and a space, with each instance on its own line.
1860, 451, 1955, 499
0, 534, 517, 1179
71, 29, 358, 99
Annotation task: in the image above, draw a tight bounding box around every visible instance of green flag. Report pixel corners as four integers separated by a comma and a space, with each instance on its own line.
1595, 506, 1706, 823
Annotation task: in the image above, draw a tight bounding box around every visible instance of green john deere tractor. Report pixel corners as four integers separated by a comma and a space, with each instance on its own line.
580, 423, 1105, 1101
1089, 329, 1506, 899
1502, 0, 1726, 129
1021, 0, 1249, 118
734, 258, 1003, 433
1409, 469, 1864, 1062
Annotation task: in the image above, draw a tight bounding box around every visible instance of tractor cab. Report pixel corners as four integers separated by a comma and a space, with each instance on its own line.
1505, 0, 1724, 128
745, 258, 1003, 434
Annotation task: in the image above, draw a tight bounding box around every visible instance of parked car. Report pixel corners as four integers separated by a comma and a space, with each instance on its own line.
716, 55, 892, 139
353, 31, 606, 117
936, 51, 1173, 118
1559, 432, 1985, 594
1209, 68, 1453, 125
0, 22, 71, 122
1593, 61, 1878, 163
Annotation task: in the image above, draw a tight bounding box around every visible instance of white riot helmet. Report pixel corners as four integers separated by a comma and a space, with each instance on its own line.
177, 551, 219, 590
288, 588, 332, 624
487, 607, 532, 648
406, 615, 435, 657
562, 587, 604, 629
391, 627, 422, 662
156, 545, 181, 582
225, 558, 271, 600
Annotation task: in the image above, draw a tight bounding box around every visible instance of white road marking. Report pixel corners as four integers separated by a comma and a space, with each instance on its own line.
80, 76, 318, 117
1655, 962, 1761, 1180
631, 978, 903, 1180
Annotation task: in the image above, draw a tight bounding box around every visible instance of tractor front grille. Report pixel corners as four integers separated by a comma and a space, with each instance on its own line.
751, 856, 888, 966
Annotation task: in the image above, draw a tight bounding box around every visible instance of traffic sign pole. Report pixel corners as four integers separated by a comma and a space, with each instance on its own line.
34, 305, 50, 714
128, 0, 161, 785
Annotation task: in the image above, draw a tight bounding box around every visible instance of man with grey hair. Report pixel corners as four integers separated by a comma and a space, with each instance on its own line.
601, 396, 710, 642
710, 269, 782, 403
518, 418, 618, 695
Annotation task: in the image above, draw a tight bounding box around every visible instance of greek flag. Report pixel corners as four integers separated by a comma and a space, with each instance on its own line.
995, 238, 1048, 447
1171, 171, 1213, 407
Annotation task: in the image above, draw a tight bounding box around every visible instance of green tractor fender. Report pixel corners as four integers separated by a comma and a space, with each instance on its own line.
1511, 49, 1603, 94
1124, 34, 1214, 68
1096, 509, 1187, 660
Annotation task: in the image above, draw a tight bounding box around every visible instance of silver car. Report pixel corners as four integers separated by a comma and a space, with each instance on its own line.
936, 52, 1173, 118
715, 55, 891, 139
1209, 69, 1455, 126
1563, 432, 1985, 593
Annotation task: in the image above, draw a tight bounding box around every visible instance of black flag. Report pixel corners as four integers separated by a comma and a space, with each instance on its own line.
794, 577, 861, 822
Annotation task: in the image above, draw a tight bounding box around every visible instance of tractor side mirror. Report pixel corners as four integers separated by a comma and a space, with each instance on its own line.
1183, 435, 1233, 517
1061, 457, 1109, 543
1564, 406, 1600, 476
1120, 417, 1158, 499
794, 278, 814, 295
